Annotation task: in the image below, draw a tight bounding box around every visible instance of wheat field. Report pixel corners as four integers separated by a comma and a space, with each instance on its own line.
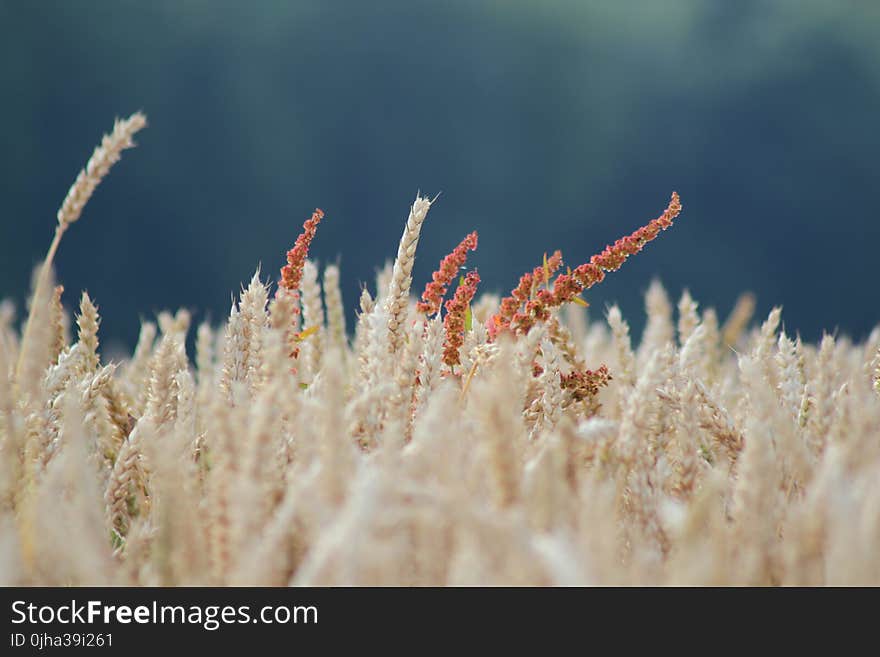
1, 114, 878, 586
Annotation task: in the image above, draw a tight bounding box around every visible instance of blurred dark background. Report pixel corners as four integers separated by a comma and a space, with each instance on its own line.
2, 0, 878, 350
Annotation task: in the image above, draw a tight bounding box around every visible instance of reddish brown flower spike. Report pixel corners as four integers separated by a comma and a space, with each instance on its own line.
490, 192, 682, 337
279, 208, 325, 295
561, 364, 612, 402
417, 231, 478, 316
489, 250, 563, 339
442, 270, 481, 368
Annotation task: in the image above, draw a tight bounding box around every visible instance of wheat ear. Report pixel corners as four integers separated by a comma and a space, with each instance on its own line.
16, 113, 146, 397
385, 194, 433, 354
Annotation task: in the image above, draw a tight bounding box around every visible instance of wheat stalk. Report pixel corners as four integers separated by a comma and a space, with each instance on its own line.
385, 194, 433, 354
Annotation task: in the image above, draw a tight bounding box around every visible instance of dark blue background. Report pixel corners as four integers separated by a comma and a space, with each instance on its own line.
2, 1, 877, 349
